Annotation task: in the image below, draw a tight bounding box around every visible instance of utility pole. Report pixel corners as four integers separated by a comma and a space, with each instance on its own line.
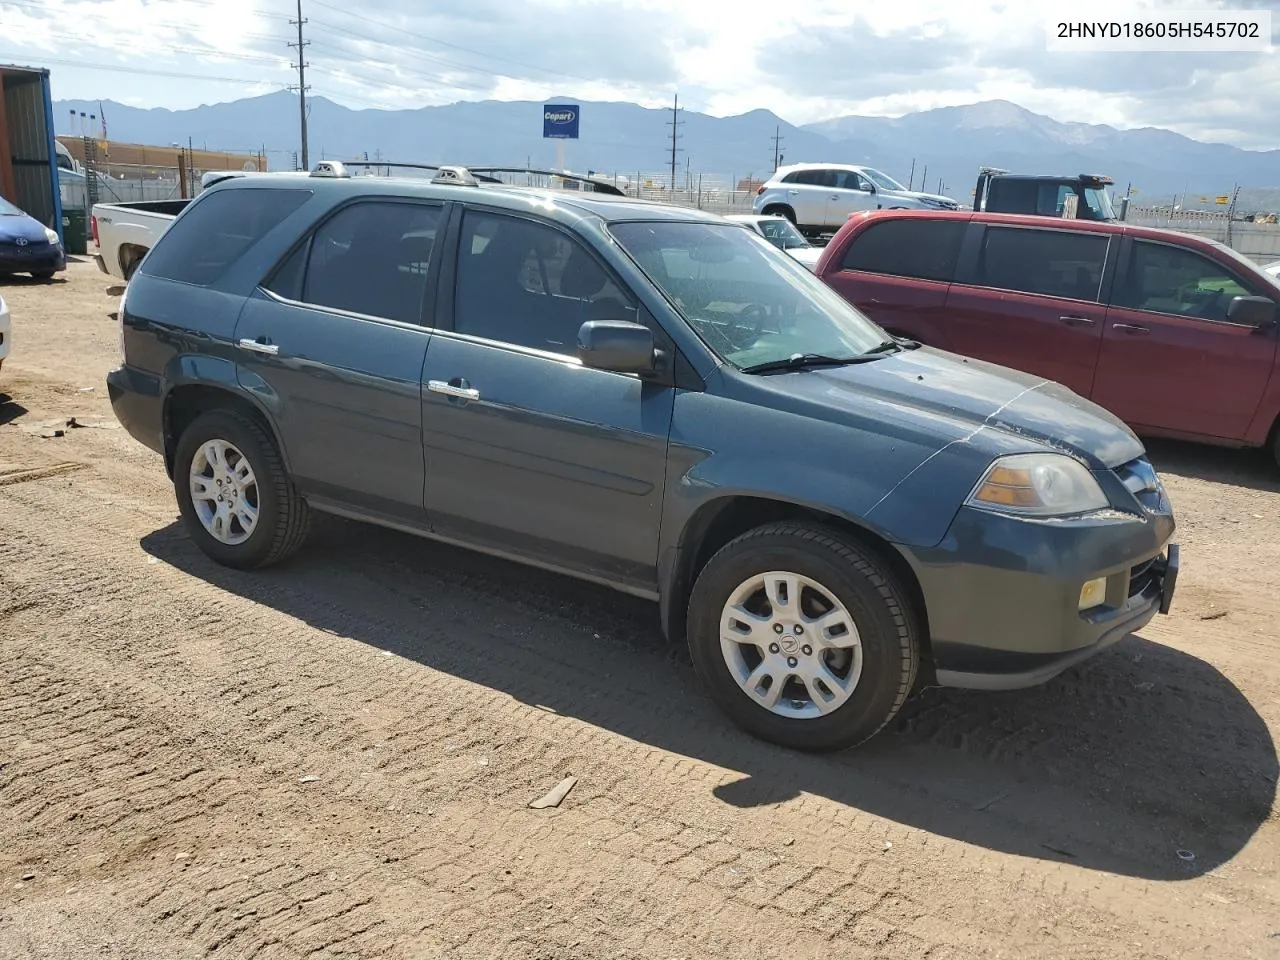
288, 0, 310, 170
771, 125, 784, 171
667, 93, 683, 193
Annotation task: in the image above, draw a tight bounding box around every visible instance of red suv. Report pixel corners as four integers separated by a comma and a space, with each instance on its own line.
816, 210, 1280, 463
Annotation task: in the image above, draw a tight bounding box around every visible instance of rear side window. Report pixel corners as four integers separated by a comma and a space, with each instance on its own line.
840, 219, 965, 282
974, 226, 1109, 301
267, 200, 441, 325
141, 188, 311, 286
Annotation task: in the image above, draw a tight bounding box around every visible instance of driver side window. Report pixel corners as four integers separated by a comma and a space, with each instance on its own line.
453, 210, 638, 356
1114, 241, 1252, 323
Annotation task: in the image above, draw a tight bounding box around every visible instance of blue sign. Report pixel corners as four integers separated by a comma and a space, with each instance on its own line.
542, 104, 580, 140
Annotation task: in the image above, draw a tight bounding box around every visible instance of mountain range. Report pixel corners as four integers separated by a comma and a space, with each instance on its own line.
53, 92, 1280, 207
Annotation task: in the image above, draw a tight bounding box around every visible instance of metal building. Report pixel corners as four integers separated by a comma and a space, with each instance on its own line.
0, 64, 64, 241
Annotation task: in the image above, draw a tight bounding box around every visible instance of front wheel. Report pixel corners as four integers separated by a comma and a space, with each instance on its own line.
174, 409, 310, 569
31, 270, 55, 281
687, 522, 919, 752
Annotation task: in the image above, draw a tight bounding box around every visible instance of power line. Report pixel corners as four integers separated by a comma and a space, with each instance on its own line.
288, 0, 310, 170
668, 92, 683, 192
307, 0, 595, 82
0, 52, 287, 87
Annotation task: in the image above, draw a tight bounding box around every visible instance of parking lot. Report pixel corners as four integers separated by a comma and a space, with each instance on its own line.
1, 259, 1278, 959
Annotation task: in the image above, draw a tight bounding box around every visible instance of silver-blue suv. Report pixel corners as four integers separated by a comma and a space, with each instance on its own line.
107, 163, 1178, 751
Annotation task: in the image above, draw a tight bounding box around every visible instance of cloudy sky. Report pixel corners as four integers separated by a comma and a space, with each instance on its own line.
2, 0, 1277, 148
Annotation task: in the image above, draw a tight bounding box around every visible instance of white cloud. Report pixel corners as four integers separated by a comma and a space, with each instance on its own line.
1, 0, 1276, 147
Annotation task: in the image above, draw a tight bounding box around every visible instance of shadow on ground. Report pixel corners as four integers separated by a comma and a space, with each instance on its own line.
1146, 437, 1279, 492
0, 393, 29, 426
142, 514, 1277, 883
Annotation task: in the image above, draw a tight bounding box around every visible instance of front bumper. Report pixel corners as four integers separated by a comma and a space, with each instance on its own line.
0, 247, 66, 275
106, 364, 165, 456
900, 501, 1178, 691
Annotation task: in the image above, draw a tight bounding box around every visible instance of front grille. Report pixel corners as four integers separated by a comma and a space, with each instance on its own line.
1114, 456, 1165, 513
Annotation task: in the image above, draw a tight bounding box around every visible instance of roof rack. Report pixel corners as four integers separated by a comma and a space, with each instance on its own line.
357, 161, 627, 196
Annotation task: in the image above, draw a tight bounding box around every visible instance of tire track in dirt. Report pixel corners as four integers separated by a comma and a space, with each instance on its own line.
2, 456, 1274, 958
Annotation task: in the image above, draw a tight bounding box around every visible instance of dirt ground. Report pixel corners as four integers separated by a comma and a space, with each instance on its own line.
0, 260, 1277, 960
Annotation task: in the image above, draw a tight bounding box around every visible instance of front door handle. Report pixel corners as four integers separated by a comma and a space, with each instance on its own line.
238, 337, 279, 356
1112, 323, 1150, 336
1059, 315, 1097, 327
428, 379, 480, 401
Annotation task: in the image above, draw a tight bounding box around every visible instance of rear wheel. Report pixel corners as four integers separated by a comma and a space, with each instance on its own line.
687, 522, 919, 752
174, 409, 310, 569
31, 270, 54, 281
762, 204, 796, 225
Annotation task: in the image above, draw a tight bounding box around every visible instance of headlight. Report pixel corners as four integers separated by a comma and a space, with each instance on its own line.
44, 226, 60, 245
966, 453, 1109, 517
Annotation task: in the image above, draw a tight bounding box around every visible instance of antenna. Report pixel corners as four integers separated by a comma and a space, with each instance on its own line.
288, 0, 311, 170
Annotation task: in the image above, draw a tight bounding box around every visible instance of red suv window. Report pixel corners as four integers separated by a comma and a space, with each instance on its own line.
840, 218, 965, 283
973, 226, 1108, 302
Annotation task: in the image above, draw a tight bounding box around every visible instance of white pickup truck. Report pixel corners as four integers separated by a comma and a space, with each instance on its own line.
91, 198, 190, 280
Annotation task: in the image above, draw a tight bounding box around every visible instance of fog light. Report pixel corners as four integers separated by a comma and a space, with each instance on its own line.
1078, 577, 1107, 611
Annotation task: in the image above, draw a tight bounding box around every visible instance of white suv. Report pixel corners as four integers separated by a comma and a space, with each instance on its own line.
753, 163, 961, 235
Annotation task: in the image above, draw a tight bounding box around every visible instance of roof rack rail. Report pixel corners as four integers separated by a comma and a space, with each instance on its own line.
356, 161, 626, 196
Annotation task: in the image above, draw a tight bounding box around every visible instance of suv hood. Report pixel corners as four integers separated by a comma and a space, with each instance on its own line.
756, 347, 1143, 469
895, 190, 960, 208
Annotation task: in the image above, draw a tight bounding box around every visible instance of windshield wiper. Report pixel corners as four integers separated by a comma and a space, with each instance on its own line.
740, 353, 878, 375
862, 337, 922, 356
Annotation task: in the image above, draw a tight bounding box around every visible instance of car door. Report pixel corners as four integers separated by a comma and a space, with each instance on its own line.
825, 170, 878, 227
419, 206, 676, 593
1092, 237, 1279, 440
235, 198, 445, 523
782, 170, 830, 230
822, 216, 967, 345
942, 224, 1112, 396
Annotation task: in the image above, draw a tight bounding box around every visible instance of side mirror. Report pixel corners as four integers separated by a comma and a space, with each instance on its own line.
578, 320, 656, 376
1227, 295, 1277, 328
864, 182, 877, 194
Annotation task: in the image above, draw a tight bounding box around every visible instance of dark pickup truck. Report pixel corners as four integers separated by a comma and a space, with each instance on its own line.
106, 162, 1178, 751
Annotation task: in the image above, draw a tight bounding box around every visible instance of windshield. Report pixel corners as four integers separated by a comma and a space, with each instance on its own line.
0, 196, 25, 217
861, 168, 907, 192
756, 217, 810, 250
1082, 186, 1117, 221
610, 220, 888, 369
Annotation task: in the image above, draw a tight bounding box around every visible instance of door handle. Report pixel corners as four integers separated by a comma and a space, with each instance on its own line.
428, 379, 480, 401
1059, 315, 1097, 326
787, 190, 799, 196
1112, 323, 1150, 336
238, 337, 279, 356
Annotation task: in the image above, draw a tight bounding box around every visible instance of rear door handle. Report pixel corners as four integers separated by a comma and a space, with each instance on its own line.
428, 379, 480, 401
1059, 315, 1097, 327
1112, 323, 1150, 336
238, 337, 279, 356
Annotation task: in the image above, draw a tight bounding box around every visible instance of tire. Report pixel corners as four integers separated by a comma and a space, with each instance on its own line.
173, 409, 310, 569
31, 271, 55, 281
687, 522, 919, 752
762, 204, 796, 225
122, 258, 139, 281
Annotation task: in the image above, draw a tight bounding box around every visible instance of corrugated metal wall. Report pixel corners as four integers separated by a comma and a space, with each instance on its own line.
1, 67, 58, 229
